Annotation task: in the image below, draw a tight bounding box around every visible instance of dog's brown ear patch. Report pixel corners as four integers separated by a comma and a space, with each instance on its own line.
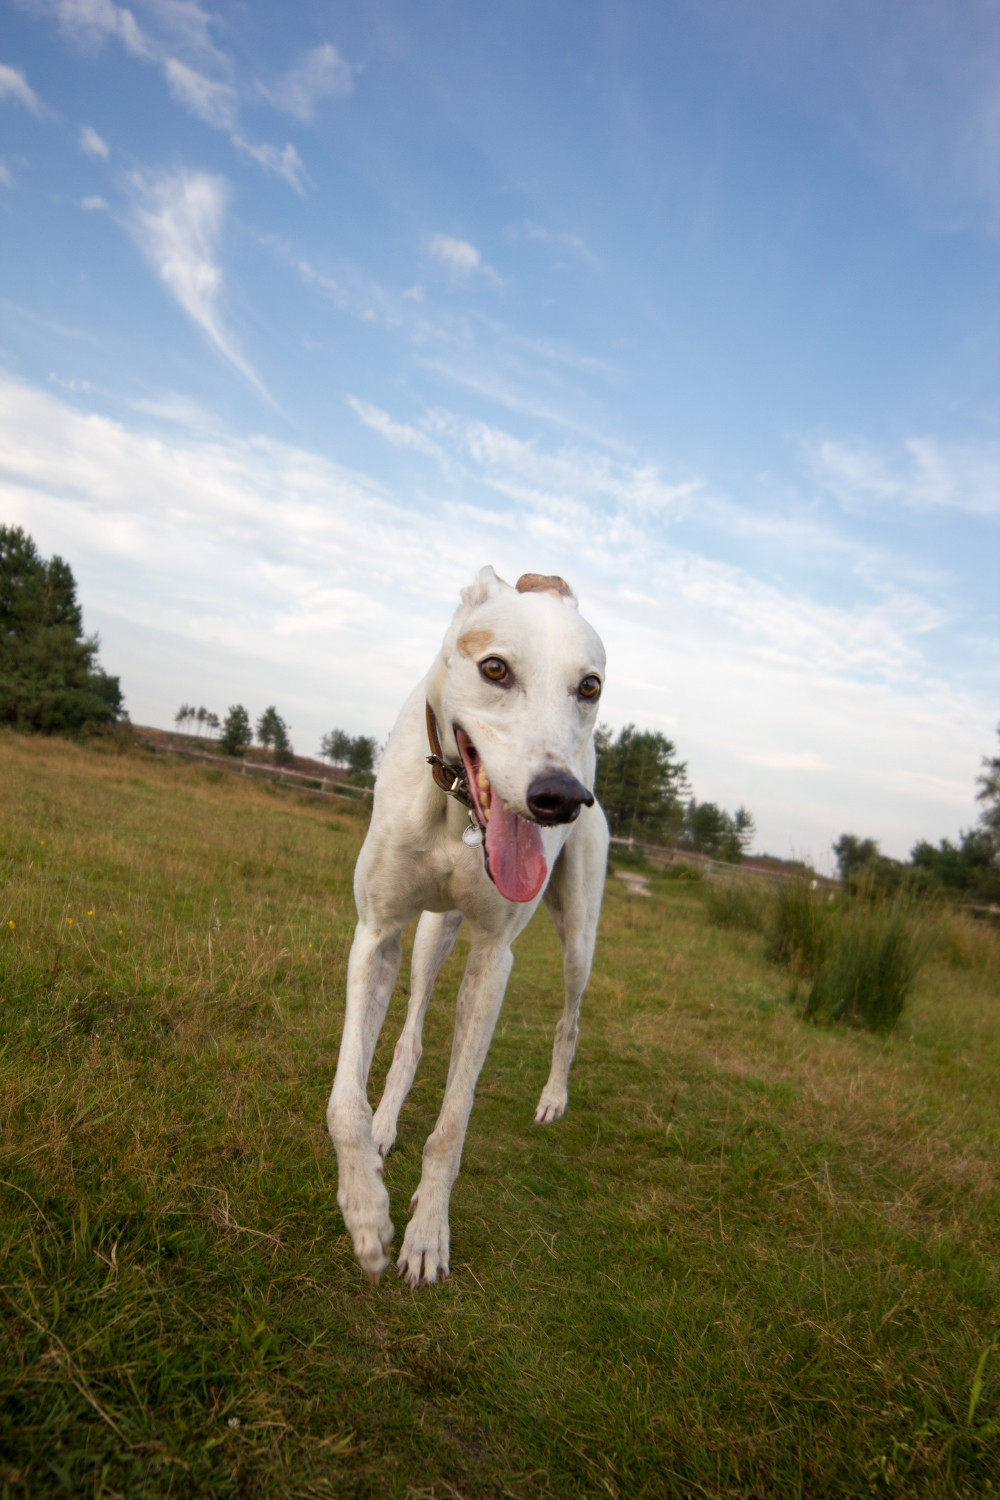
457, 627, 496, 658
516, 573, 573, 598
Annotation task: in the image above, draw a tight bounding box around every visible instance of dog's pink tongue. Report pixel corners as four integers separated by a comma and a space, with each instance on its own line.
486, 799, 547, 903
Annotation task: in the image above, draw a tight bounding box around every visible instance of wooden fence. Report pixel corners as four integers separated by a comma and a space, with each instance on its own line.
136, 736, 373, 805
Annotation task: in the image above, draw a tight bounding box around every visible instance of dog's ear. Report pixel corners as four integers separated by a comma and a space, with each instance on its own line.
515, 573, 578, 605
460, 565, 514, 610
441, 567, 515, 665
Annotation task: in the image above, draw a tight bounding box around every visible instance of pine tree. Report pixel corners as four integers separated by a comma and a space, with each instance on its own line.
594, 724, 688, 841
0, 525, 123, 735
977, 724, 1000, 854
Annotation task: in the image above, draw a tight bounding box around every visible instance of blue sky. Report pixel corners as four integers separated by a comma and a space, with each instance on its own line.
1, 0, 998, 864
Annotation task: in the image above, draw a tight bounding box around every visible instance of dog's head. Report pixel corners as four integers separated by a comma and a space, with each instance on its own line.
431, 565, 606, 902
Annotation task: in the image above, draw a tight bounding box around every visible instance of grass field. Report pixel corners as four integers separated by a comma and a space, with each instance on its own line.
1, 730, 999, 1499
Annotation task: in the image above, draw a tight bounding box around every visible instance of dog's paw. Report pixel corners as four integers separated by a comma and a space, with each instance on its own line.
337, 1172, 394, 1282
534, 1089, 567, 1124
397, 1197, 450, 1289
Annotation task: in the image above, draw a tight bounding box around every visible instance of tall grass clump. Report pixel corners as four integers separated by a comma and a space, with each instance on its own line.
934, 910, 1000, 977
804, 889, 931, 1031
764, 877, 832, 976
705, 878, 767, 932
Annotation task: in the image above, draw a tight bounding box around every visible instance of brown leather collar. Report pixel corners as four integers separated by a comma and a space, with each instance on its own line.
425, 701, 474, 809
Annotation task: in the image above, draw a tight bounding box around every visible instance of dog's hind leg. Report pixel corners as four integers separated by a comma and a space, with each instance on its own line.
397, 932, 517, 1287
372, 909, 464, 1160
535, 802, 609, 1124
327, 921, 404, 1281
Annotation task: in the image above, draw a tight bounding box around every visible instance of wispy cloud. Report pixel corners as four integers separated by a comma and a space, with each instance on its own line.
47, 371, 96, 392
159, 56, 308, 193
19, 0, 152, 58
138, 0, 224, 64
79, 123, 109, 156
259, 43, 353, 120
232, 136, 308, 194
163, 57, 236, 128
21, 0, 315, 187
523, 222, 587, 251
428, 234, 479, 275
0, 160, 13, 187
81, 193, 107, 209
18, 0, 225, 66
347, 396, 450, 465
428, 233, 504, 287
812, 434, 1000, 518
129, 168, 265, 394
297, 259, 396, 324
0, 61, 46, 115
518, 221, 597, 263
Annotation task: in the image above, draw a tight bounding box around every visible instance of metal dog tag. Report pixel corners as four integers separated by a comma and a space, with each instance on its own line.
462, 822, 483, 848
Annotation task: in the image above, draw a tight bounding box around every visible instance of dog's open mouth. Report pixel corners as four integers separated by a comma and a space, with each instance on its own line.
455, 729, 548, 904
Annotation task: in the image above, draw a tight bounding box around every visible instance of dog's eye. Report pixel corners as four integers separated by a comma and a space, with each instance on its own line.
578, 675, 602, 700
479, 657, 509, 684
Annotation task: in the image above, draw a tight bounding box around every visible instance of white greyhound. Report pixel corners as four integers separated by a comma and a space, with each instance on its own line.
326, 566, 609, 1287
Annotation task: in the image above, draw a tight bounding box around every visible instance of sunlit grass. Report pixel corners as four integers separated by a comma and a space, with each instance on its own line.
1, 730, 999, 1498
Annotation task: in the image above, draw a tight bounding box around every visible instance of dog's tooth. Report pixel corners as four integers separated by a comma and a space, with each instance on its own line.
484, 807, 490, 821
477, 770, 490, 790
504, 803, 509, 812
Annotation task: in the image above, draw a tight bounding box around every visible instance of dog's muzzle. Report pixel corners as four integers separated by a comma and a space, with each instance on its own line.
525, 772, 595, 826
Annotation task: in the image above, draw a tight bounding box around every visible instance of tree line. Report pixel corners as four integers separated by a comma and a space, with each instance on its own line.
832, 727, 1000, 902
595, 723, 756, 861
171, 703, 378, 783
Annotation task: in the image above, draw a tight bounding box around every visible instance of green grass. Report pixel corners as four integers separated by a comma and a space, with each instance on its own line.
704, 879, 768, 933
1, 730, 999, 1498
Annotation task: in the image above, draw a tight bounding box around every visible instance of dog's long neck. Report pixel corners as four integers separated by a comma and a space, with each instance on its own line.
424, 656, 452, 759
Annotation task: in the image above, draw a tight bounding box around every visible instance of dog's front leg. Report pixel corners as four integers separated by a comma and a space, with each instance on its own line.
372, 909, 464, 1160
327, 922, 403, 1281
397, 937, 514, 1288
536, 806, 609, 1123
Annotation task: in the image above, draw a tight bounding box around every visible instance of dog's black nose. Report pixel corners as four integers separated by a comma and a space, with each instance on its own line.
525, 772, 595, 825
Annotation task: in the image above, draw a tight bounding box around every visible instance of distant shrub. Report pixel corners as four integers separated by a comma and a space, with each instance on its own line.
764, 879, 832, 977
804, 891, 930, 1032
663, 861, 704, 883
705, 880, 767, 932
609, 843, 651, 871
933, 912, 1000, 977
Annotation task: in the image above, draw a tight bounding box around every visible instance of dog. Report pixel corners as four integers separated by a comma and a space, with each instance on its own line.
326, 566, 609, 1287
